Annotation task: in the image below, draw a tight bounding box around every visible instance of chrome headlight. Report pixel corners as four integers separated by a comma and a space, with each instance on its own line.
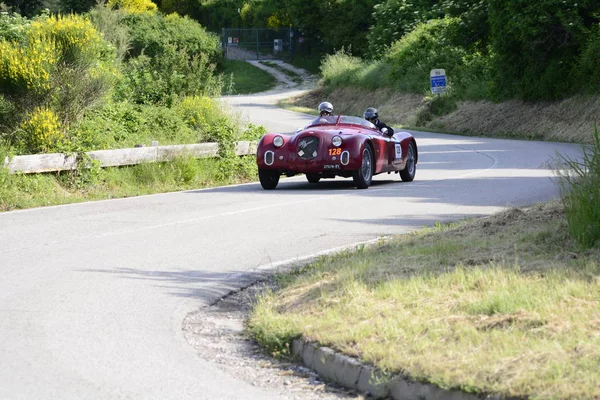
273, 135, 284, 148
332, 135, 342, 147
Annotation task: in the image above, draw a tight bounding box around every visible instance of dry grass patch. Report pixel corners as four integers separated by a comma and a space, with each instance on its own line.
248, 201, 600, 399
279, 87, 425, 126
431, 95, 600, 143
281, 87, 600, 144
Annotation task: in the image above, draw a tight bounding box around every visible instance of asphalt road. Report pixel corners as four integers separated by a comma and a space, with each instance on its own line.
0, 89, 584, 399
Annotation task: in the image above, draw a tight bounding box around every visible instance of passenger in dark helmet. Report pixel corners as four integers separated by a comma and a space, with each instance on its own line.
363, 107, 394, 136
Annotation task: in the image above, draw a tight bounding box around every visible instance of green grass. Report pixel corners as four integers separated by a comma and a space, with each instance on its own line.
289, 53, 322, 75
248, 201, 600, 399
557, 126, 600, 248
0, 155, 258, 211
222, 60, 277, 94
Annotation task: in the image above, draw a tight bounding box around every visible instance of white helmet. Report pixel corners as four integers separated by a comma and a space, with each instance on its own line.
318, 101, 333, 115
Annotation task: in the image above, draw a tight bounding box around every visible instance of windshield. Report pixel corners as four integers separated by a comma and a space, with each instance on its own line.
304, 115, 377, 130
339, 116, 377, 129
306, 115, 338, 127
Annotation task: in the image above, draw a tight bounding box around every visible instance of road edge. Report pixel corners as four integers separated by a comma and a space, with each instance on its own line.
195, 237, 502, 400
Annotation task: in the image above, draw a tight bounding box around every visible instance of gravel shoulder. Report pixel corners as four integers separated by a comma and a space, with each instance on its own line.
182, 278, 363, 400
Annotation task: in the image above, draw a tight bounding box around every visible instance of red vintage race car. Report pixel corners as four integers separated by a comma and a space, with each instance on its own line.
256, 115, 418, 190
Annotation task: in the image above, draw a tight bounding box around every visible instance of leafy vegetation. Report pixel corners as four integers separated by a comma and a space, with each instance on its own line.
557, 126, 600, 248
0, 2, 270, 209
0, 12, 118, 154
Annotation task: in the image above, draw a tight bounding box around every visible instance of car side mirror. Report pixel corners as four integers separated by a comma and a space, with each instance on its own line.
381, 127, 389, 135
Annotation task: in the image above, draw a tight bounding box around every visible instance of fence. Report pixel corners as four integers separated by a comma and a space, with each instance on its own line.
222, 27, 296, 60
3, 141, 258, 174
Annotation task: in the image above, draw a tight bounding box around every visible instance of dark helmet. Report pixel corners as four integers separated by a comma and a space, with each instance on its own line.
318, 101, 334, 116
363, 107, 379, 123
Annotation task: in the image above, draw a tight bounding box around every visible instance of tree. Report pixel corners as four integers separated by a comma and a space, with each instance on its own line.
488, 0, 600, 99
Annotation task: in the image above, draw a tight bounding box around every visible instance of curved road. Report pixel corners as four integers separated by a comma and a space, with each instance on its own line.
0, 89, 583, 399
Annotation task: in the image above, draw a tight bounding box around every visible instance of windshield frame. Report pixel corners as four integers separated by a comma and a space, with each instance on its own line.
304, 115, 378, 131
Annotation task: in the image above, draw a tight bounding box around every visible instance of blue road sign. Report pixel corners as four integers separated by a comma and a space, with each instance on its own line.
430, 69, 447, 94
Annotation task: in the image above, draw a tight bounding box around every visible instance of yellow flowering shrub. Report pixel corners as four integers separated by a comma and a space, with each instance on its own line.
0, 14, 119, 153
19, 108, 64, 153
27, 14, 112, 65
107, 0, 158, 14
175, 96, 221, 131
0, 37, 57, 93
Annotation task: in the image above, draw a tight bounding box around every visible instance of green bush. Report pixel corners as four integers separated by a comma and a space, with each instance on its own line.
320, 51, 367, 88
320, 18, 492, 99
0, 94, 17, 138
415, 93, 459, 126
487, 0, 599, 100
74, 94, 263, 152
116, 44, 222, 106
558, 126, 600, 248
115, 12, 223, 105
574, 24, 600, 93
0, 11, 29, 42
121, 12, 221, 63
367, 0, 437, 54
240, 123, 267, 141
321, 51, 393, 90
74, 101, 197, 149
386, 17, 492, 97
88, 4, 131, 62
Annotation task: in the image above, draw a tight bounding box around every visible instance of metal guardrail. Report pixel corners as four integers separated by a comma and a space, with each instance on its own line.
3, 141, 259, 174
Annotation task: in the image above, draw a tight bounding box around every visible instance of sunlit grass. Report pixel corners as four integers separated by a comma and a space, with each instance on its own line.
0, 156, 258, 211
248, 201, 600, 399
222, 60, 277, 94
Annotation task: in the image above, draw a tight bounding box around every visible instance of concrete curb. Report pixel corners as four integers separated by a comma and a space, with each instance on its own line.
291, 339, 485, 400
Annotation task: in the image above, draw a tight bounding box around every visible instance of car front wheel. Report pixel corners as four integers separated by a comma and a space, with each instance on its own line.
258, 168, 280, 190
352, 145, 373, 189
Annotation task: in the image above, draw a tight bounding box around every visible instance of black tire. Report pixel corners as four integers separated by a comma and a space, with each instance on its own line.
400, 141, 416, 182
352, 145, 374, 189
258, 168, 280, 190
306, 174, 321, 184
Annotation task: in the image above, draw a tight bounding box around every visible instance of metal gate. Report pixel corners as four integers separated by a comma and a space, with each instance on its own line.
221, 28, 295, 60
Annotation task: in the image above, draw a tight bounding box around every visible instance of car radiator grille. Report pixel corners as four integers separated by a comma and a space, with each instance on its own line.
297, 136, 320, 160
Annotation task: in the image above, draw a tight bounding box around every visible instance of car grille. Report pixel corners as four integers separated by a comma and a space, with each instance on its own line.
297, 136, 319, 160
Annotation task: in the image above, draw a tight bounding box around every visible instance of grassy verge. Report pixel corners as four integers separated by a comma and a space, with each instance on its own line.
276, 88, 323, 116
289, 54, 322, 75
223, 60, 277, 94
0, 155, 257, 211
248, 201, 600, 399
